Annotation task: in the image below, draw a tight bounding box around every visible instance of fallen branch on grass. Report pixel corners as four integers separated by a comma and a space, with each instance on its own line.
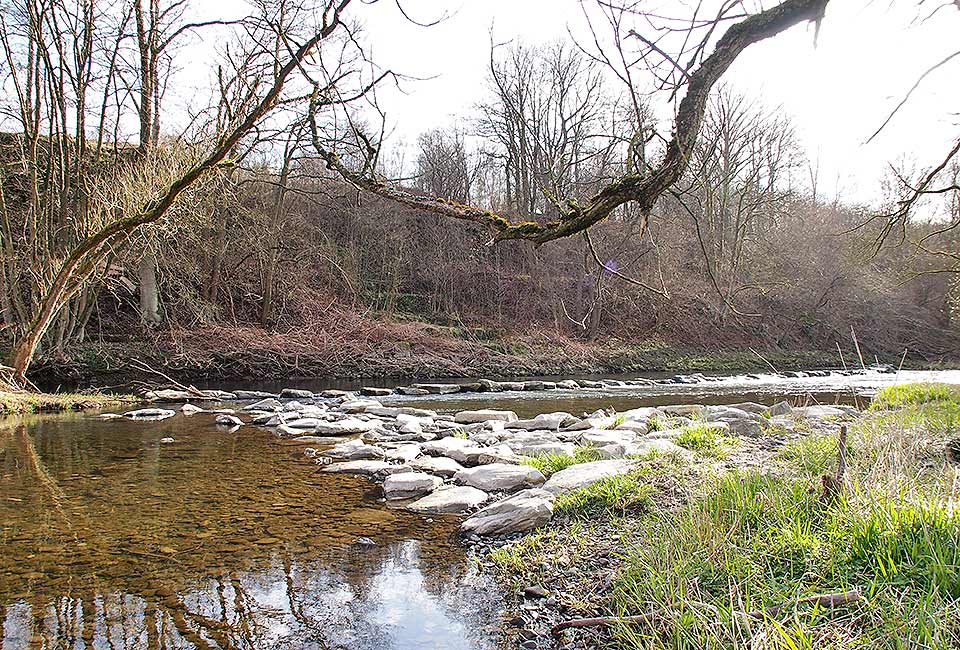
550, 588, 863, 637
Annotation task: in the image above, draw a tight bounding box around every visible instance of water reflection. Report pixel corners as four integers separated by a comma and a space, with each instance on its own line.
0, 414, 499, 649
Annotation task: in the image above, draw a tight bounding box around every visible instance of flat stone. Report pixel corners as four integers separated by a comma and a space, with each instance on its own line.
459, 489, 554, 536
578, 429, 636, 447
421, 437, 480, 463
323, 439, 385, 460
769, 401, 793, 417
454, 409, 519, 424
395, 387, 430, 396
360, 387, 393, 397
506, 412, 579, 431
339, 399, 382, 413
280, 388, 314, 399
215, 414, 244, 426
793, 405, 847, 418
383, 472, 443, 500
477, 379, 503, 392
384, 444, 422, 463
454, 463, 546, 492
233, 390, 278, 400
410, 383, 462, 395
408, 455, 465, 477
123, 408, 176, 421
180, 403, 204, 414
556, 380, 580, 389
367, 406, 437, 418
543, 459, 638, 495
408, 485, 489, 513
321, 460, 404, 477
313, 418, 379, 436
243, 398, 282, 412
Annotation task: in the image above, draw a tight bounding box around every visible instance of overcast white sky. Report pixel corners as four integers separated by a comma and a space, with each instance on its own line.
191, 0, 960, 207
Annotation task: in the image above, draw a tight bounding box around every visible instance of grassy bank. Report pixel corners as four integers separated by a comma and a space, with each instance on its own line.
489, 383, 960, 649
0, 390, 135, 414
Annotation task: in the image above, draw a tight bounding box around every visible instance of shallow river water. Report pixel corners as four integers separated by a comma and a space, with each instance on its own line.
3, 368, 959, 649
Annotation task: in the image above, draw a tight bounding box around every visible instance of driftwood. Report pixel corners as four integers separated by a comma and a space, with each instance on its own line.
128, 358, 206, 397
550, 588, 863, 637
820, 425, 849, 501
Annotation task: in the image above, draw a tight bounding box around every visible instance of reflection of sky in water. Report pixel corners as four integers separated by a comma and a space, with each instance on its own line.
2, 541, 493, 650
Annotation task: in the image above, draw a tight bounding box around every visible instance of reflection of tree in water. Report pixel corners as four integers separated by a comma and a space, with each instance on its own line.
0, 417, 498, 649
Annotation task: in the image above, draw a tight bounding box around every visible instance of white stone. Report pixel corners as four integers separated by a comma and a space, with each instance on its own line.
506, 412, 579, 431
215, 414, 244, 426
383, 472, 443, 499
460, 489, 555, 536
323, 439, 385, 460
421, 437, 480, 463
543, 459, 638, 495
123, 408, 175, 421
454, 409, 519, 424
321, 460, 404, 477
313, 418, 378, 436
408, 455, 465, 477
454, 463, 545, 492
408, 485, 488, 513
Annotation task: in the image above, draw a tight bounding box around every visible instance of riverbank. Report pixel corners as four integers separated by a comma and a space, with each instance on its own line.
15, 320, 943, 389
0, 390, 135, 414
478, 383, 960, 648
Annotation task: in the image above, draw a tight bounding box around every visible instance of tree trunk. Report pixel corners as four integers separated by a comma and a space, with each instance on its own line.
139, 247, 160, 325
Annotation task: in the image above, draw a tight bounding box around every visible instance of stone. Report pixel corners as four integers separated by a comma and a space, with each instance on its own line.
556, 380, 580, 390
323, 439, 385, 461
461, 445, 521, 466
523, 585, 549, 599
459, 489, 555, 536
280, 388, 314, 399
521, 381, 545, 391
408, 455, 465, 477
313, 418, 379, 436
233, 390, 278, 400
506, 412, 579, 431
769, 401, 793, 417
284, 417, 323, 430
408, 485, 489, 513
215, 414, 244, 426
321, 460, 405, 477
660, 404, 705, 417
180, 403, 204, 415
454, 409, 519, 424
499, 381, 525, 391
123, 408, 176, 421
384, 444, 422, 463
243, 398, 282, 412
727, 401, 769, 415
367, 406, 437, 418
578, 429, 636, 447
543, 459, 638, 495
793, 405, 847, 418
360, 387, 393, 397
454, 463, 546, 492
159, 437, 176, 444
383, 472, 443, 499
421, 437, 480, 463
395, 387, 430, 396
578, 380, 604, 388
629, 439, 693, 459
339, 399, 382, 413
410, 383, 461, 394
477, 378, 503, 392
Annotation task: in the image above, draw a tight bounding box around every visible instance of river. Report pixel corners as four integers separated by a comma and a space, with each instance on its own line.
2, 368, 958, 649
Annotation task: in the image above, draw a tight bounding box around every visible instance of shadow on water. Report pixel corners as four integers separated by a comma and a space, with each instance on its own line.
0, 413, 500, 650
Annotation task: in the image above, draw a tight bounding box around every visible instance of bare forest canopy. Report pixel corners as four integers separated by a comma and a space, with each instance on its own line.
0, 0, 958, 389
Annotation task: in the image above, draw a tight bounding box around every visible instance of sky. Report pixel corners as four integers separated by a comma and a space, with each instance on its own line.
191, 0, 960, 207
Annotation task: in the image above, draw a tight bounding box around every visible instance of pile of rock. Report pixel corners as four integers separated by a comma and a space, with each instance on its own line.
117, 387, 858, 537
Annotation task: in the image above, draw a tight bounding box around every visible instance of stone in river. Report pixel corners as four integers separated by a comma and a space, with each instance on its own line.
280, 388, 314, 399
181, 403, 204, 414
383, 472, 443, 500
454, 409, 519, 424
359, 387, 393, 397
408, 485, 489, 513
233, 390, 279, 400
421, 437, 480, 463
454, 463, 546, 492
409, 383, 462, 395
313, 418, 379, 436
459, 489, 554, 536
243, 398, 282, 412
395, 387, 430, 396
408, 455, 465, 477
123, 408, 176, 421
215, 414, 244, 426
321, 460, 405, 478
323, 439, 385, 461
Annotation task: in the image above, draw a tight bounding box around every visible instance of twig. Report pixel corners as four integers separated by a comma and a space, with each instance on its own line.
850, 326, 866, 371
836, 341, 847, 372
551, 588, 862, 637
128, 358, 204, 396
821, 425, 848, 501
748, 347, 779, 374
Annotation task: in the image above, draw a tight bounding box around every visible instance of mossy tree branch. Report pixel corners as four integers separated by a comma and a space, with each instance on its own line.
312, 0, 829, 246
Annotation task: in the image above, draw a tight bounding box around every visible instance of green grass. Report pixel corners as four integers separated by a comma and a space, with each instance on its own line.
648, 414, 685, 432
778, 434, 842, 476
452, 428, 469, 439
604, 413, 628, 429
871, 383, 960, 411
675, 423, 737, 459
520, 446, 600, 475
553, 472, 655, 519
611, 471, 960, 649
0, 390, 134, 414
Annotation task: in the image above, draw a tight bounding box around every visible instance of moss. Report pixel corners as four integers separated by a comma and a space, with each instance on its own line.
0, 390, 135, 414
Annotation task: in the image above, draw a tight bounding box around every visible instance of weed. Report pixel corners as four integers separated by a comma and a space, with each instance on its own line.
553, 472, 655, 519
675, 423, 736, 459
521, 446, 601, 476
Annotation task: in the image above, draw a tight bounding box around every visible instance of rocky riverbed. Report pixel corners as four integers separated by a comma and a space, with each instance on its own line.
98, 374, 868, 649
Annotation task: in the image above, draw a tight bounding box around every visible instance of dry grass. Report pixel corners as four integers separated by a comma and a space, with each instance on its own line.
0, 391, 134, 414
